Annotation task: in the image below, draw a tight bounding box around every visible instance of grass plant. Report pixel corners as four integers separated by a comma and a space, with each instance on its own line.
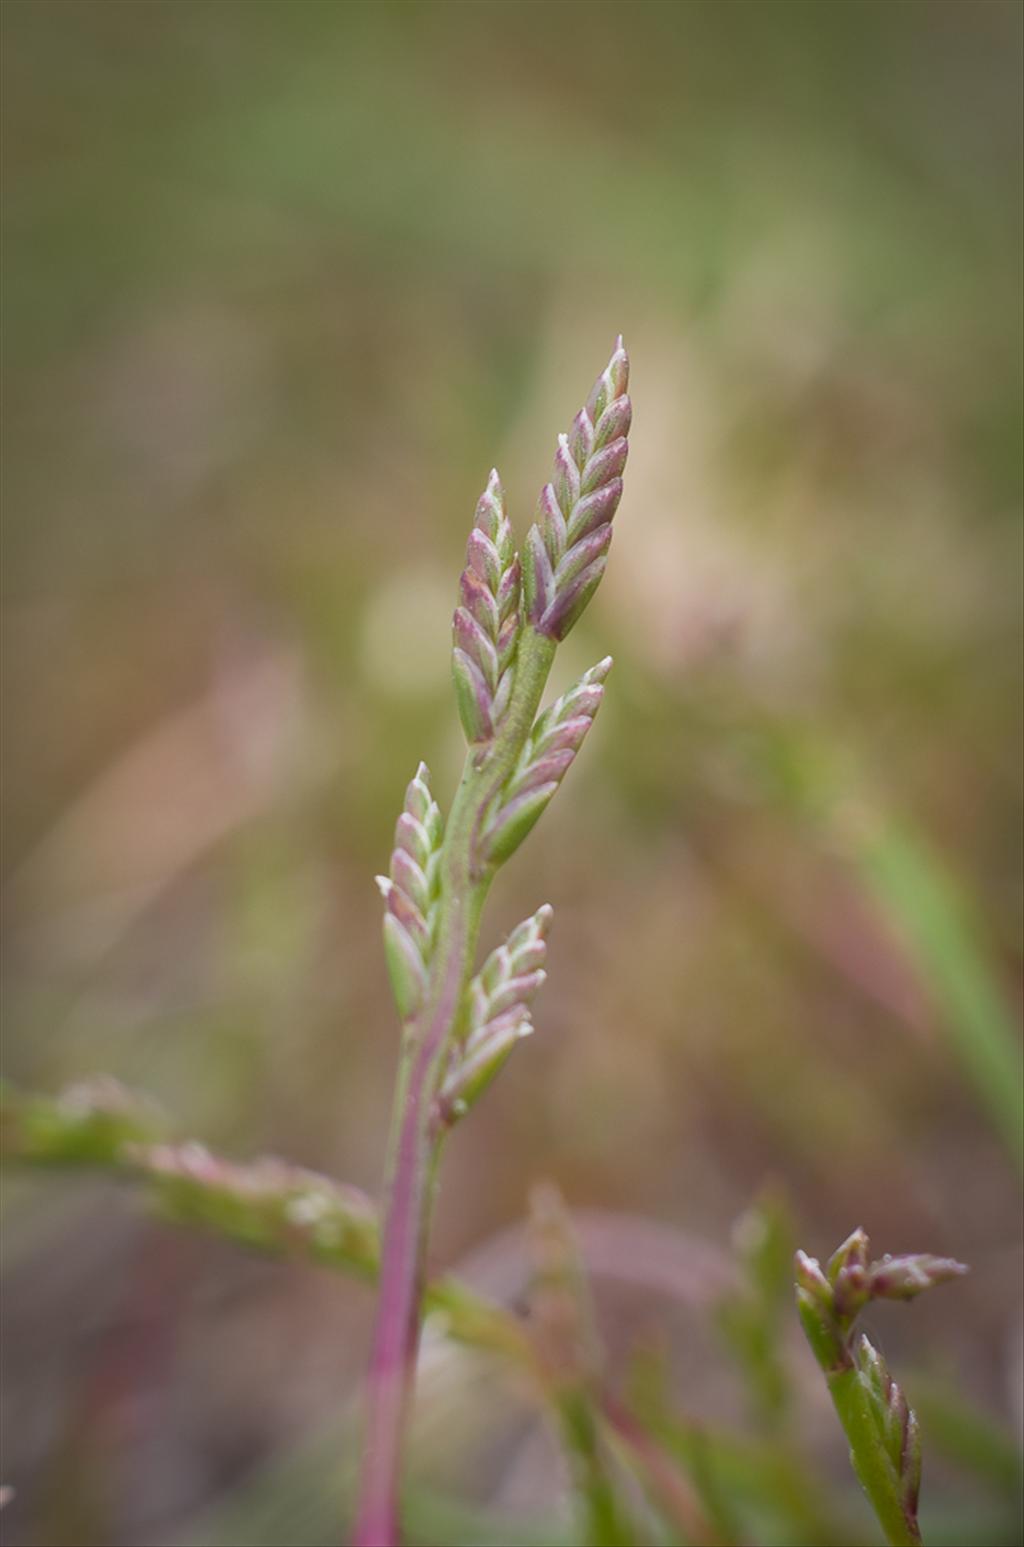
0, 344, 997, 1547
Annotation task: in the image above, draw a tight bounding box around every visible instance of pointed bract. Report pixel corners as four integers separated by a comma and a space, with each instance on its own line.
827, 1227, 870, 1285
484, 783, 560, 866
382, 912, 428, 1022
452, 648, 493, 743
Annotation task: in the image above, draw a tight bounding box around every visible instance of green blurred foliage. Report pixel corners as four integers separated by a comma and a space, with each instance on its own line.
1, 1, 1021, 1543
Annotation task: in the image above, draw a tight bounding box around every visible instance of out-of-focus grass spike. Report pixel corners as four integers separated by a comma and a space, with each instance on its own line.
0, 1081, 531, 1363
0, 1075, 165, 1166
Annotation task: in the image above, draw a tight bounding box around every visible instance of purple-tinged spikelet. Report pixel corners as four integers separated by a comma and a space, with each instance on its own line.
523, 338, 630, 641
452, 470, 522, 744
865, 1253, 968, 1302
482, 658, 612, 865
439, 904, 552, 1122
376, 762, 443, 1021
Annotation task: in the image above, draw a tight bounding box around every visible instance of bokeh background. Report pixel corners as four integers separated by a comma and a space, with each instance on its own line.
2, 2, 1022, 1544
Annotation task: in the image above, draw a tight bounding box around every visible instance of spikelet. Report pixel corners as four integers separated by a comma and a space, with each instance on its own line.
439, 904, 552, 1122
863, 1251, 969, 1303
376, 762, 443, 1021
482, 658, 611, 865
452, 470, 522, 744
523, 338, 631, 641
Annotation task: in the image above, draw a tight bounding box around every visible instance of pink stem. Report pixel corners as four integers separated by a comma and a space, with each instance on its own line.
352, 935, 467, 1545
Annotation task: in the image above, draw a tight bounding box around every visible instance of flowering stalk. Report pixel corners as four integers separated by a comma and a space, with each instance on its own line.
795, 1228, 968, 1546
355, 340, 630, 1546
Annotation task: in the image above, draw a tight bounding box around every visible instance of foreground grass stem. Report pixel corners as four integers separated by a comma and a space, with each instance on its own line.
795, 1229, 967, 1546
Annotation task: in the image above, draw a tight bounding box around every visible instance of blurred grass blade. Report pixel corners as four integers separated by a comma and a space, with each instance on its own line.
850, 812, 1023, 1173
755, 723, 1023, 1173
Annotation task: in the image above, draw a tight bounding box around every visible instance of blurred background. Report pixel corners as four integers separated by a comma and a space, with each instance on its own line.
2, 2, 1021, 1544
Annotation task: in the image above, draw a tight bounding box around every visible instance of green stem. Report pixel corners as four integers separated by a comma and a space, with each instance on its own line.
826, 1366, 921, 1547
